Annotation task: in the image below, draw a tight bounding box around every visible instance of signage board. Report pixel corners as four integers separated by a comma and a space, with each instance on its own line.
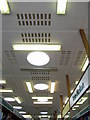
70, 65, 90, 108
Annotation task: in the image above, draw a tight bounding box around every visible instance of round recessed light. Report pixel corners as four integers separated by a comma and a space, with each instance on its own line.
13, 106, 22, 109
34, 83, 49, 90
4, 97, 15, 102
27, 52, 50, 66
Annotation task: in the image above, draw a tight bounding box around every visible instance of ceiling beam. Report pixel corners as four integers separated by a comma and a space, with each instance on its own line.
66, 75, 71, 98
79, 29, 90, 61
60, 95, 64, 119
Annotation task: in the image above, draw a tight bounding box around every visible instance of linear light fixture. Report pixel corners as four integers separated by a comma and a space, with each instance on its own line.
32, 97, 53, 100
0, 80, 6, 84
4, 97, 15, 102
72, 108, 76, 111
15, 97, 21, 104
40, 112, 48, 114
75, 80, 79, 85
39, 115, 50, 118
33, 101, 52, 104
22, 115, 32, 118
82, 57, 89, 71
65, 97, 69, 104
50, 82, 55, 93
77, 97, 88, 105
70, 89, 74, 94
0, 0, 10, 14
57, 0, 67, 14
26, 82, 33, 93
0, 89, 13, 93
73, 105, 79, 108
13, 106, 22, 109
19, 111, 26, 114
13, 44, 61, 51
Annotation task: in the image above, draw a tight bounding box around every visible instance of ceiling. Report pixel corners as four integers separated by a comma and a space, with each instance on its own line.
0, 1, 88, 118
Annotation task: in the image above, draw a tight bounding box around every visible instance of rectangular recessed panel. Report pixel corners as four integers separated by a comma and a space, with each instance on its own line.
21, 33, 51, 43
32, 76, 50, 81
17, 13, 51, 26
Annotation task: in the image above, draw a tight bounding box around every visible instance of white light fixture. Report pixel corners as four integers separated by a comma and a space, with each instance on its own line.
34, 83, 48, 90
86, 89, 90, 94
40, 112, 48, 114
15, 97, 21, 104
73, 105, 79, 108
57, 0, 67, 14
22, 115, 32, 118
57, 115, 61, 118
19, 111, 26, 114
38, 98, 48, 102
0, 0, 10, 14
50, 82, 55, 93
26, 82, 33, 93
70, 89, 74, 94
82, 57, 89, 72
65, 115, 69, 118
33, 101, 52, 104
4, 97, 15, 102
27, 52, 50, 66
72, 108, 76, 111
13, 44, 61, 51
0, 80, 6, 84
65, 97, 69, 104
0, 89, 13, 93
32, 97, 53, 100
13, 106, 22, 110
75, 80, 79, 85
77, 97, 88, 105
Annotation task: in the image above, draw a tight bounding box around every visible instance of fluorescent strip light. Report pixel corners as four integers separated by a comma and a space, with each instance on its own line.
4, 97, 15, 102
13, 44, 61, 51
72, 108, 76, 111
70, 89, 74, 94
73, 105, 79, 108
0, 80, 6, 84
13, 106, 22, 109
77, 97, 88, 104
0, 89, 13, 92
0, 0, 10, 14
19, 111, 26, 114
75, 80, 79, 85
32, 97, 53, 100
38, 98, 48, 102
22, 115, 32, 118
15, 97, 21, 104
65, 97, 69, 104
40, 112, 48, 114
50, 82, 55, 93
26, 82, 33, 93
33, 101, 52, 104
57, 0, 67, 14
82, 58, 89, 71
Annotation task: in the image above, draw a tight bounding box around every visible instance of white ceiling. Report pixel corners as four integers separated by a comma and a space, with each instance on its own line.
0, 1, 88, 117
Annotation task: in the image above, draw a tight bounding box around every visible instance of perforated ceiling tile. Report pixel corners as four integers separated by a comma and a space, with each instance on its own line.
16, 13, 51, 26
21, 33, 51, 43
30, 70, 50, 75
4, 50, 18, 65
74, 51, 86, 66
60, 51, 72, 66
32, 76, 50, 81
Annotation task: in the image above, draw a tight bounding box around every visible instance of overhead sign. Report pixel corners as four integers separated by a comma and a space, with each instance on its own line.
70, 65, 90, 108
62, 101, 70, 117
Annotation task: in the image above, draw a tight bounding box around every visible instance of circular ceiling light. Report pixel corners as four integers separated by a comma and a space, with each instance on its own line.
4, 97, 15, 102
27, 52, 50, 66
34, 83, 49, 90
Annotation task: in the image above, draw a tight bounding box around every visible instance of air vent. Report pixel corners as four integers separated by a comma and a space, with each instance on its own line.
30, 71, 50, 75
60, 51, 72, 65
4, 50, 18, 65
21, 33, 51, 43
17, 13, 51, 26
74, 51, 86, 66
32, 77, 50, 81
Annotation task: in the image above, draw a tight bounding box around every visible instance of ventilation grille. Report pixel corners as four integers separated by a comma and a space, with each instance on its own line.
60, 51, 72, 65
21, 33, 51, 43
32, 76, 50, 81
4, 50, 18, 65
30, 71, 50, 75
74, 51, 86, 66
17, 14, 51, 26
